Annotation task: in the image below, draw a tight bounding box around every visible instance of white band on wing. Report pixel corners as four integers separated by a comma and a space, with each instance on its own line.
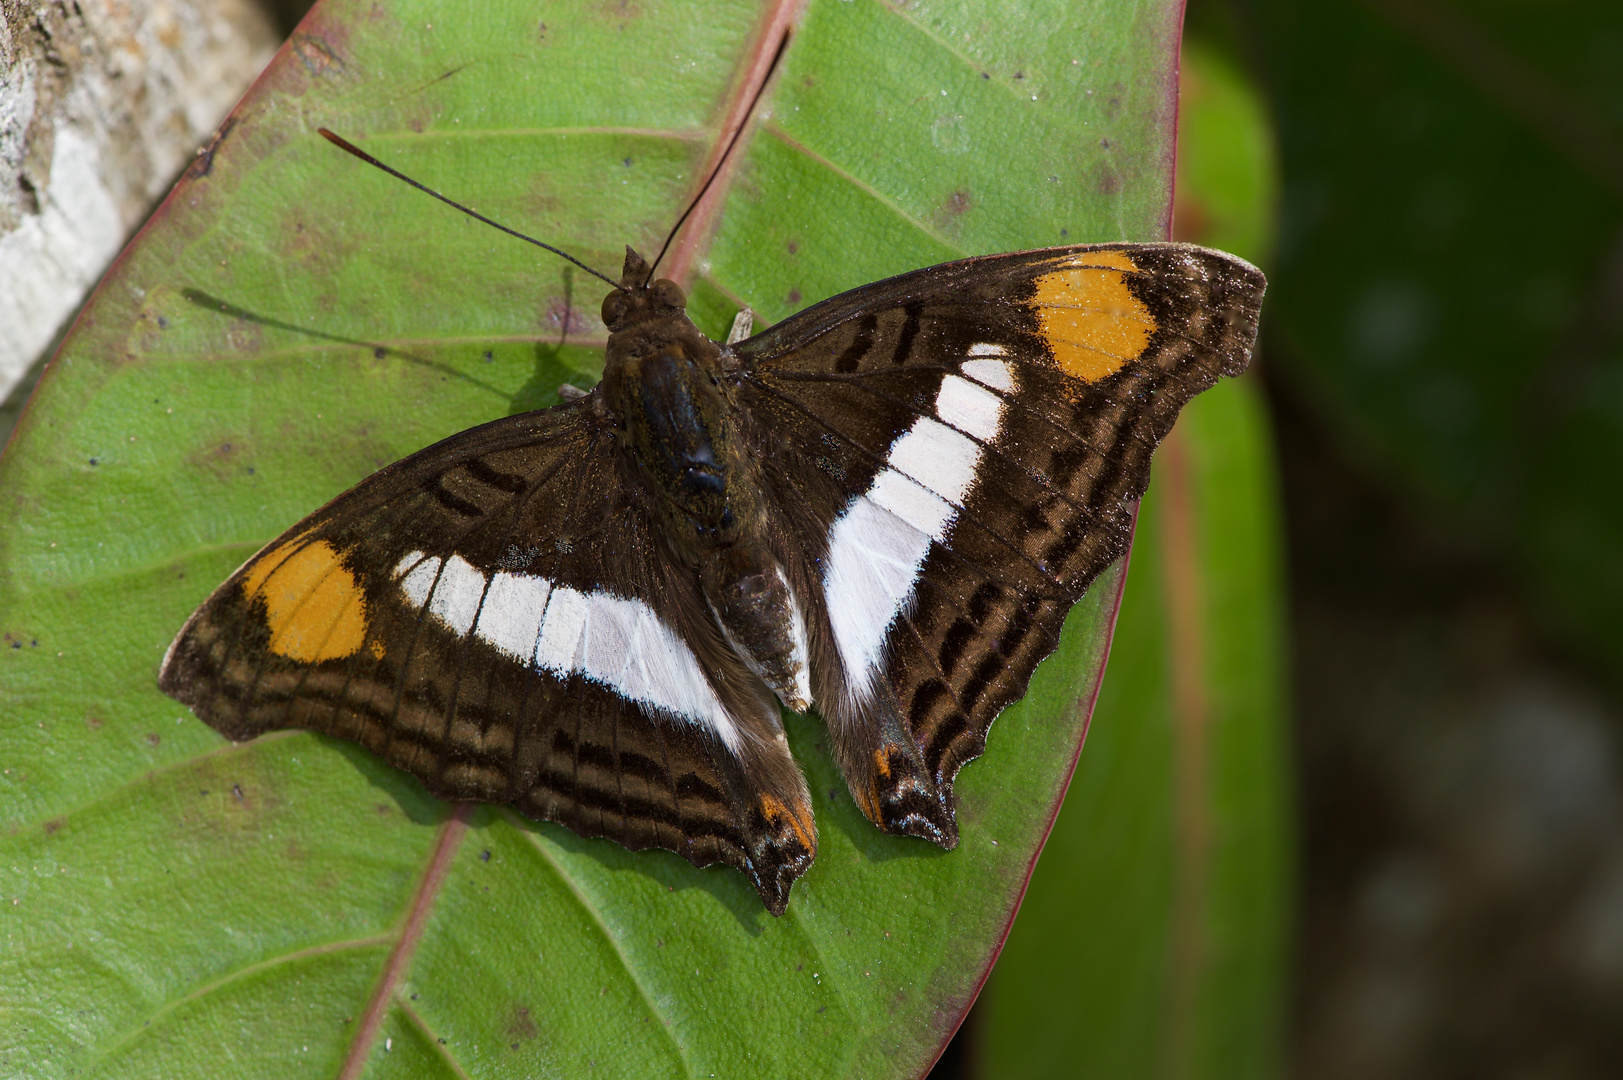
391, 551, 741, 753
820, 360, 1014, 707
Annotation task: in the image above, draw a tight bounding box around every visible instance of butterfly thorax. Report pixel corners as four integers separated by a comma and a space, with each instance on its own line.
599, 249, 758, 557
598, 249, 813, 714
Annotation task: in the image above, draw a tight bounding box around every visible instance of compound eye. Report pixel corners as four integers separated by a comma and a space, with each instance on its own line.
651, 278, 686, 312
600, 289, 628, 328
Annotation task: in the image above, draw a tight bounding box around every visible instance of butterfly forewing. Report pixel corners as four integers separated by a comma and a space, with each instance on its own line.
733, 243, 1264, 833
160, 403, 815, 914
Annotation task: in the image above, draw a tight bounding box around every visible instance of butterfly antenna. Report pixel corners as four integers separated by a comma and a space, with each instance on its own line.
317, 128, 624, 292
643, 29, 792, 285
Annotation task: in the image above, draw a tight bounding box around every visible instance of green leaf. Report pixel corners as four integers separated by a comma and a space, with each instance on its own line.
1169, 36, 1279, 266
1249, 0, 1623, 677
974, 36, 1292, 1079
0, 0, 1228, 1076
978, 381, 1293, 1080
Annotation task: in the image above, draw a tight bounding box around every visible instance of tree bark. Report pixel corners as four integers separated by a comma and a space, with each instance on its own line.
0, 0, 280, 412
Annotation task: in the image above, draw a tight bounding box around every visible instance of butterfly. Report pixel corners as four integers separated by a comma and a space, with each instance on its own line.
159, 132, 1265, 916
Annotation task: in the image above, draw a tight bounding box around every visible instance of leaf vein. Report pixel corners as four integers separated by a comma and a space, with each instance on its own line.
503, 810, 695, 1080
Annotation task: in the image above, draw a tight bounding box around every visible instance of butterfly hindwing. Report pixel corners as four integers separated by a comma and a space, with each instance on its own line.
160, 403, 816, 914
732, 242, 1264, 840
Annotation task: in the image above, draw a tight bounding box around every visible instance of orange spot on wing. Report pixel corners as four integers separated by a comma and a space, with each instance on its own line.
873, 747, 892, 779
1032, 249, 1157, 382
851, 746, 907, 827
241, 537, 369, 663
760, 793, 816, 852
855, 786, 882, 823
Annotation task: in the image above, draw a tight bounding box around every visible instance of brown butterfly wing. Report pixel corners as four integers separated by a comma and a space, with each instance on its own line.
160, 402, 815, 914
731, 243, 1265, 841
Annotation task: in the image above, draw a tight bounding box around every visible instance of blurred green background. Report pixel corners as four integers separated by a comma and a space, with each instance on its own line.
978, 0, 1623, 1076
4, 0, 1622, 1076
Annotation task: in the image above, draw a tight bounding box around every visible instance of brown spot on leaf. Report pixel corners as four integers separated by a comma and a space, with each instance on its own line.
786, 288, 802, 306
43, 819, 63, 835
186, 117, 237, 179
186, 434, 255, 483
506, 1005, 539, 1041
592, 0, 642, 24
930, 189, 974, 234
85, 713, 104, 731
522, 172, 566, 222
144, 732, 161, 747
1094, 163, 1123, 196
292, 34, 342, 77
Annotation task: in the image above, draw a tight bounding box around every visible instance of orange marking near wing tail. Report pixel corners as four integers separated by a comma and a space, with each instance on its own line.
855, 785, 882, 822
760, 793, 816, 852
1032, 249, 1157, 382
850, 746, 906, 826
241, 537, 370, 663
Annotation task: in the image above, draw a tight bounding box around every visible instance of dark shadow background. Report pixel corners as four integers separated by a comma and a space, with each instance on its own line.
1214, 1, 1623, 1076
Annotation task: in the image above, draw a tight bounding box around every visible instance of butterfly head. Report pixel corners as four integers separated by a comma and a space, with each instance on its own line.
601, 247, 689, 333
